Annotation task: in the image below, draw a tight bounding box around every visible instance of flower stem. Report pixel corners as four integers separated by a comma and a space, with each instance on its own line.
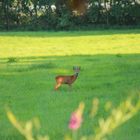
72, 130, 78, 140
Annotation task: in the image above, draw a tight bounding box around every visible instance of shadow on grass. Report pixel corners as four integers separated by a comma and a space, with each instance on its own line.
0, 29, 140, 37
1, 53, 139, 96
0, 53, 140, 74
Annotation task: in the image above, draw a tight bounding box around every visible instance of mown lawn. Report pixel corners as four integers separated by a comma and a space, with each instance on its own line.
0, 30, 140, 140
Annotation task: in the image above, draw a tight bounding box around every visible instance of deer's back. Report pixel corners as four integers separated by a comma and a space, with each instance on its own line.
55, 75, 76, 84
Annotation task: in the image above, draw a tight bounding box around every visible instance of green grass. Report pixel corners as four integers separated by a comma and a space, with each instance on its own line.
0, 29, 140, 140
0, 30, 140, 58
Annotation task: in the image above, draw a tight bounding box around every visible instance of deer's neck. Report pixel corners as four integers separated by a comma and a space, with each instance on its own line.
74, 72, 79, 77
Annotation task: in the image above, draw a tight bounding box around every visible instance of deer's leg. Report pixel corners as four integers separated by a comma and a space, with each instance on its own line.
68, 84, 72, 91
55, 83, 61, 90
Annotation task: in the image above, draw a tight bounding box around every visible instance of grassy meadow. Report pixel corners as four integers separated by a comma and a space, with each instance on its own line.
0, 30, 140, 140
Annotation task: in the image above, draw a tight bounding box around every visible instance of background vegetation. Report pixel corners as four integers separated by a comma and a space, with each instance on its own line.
0, 0, 140, 31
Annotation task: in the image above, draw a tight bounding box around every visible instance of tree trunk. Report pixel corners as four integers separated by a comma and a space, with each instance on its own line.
104, 0, 109, 26
4, 0, 9, 30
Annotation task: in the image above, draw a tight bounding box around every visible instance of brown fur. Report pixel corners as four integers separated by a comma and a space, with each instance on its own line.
54, 67, 80, 90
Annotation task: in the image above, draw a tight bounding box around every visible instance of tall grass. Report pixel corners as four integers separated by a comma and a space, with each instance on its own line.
6, 94, 140, 140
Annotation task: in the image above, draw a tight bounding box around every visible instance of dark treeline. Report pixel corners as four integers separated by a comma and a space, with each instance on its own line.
0, 0, 140, 31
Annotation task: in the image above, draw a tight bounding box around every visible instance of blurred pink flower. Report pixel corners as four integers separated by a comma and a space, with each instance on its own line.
69, 112, 82, 130
69, 102, 85, 131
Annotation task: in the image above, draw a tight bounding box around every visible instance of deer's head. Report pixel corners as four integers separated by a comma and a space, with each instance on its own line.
73, 66, 81, 74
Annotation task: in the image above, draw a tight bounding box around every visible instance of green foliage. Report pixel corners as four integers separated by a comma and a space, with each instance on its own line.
87, 4, 100, 24
0, 0, 140, 30
7, 57, 18, 63
57, 12, 73, 30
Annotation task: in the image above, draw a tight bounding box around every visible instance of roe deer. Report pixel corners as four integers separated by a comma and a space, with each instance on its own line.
55, 66, 80, 90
